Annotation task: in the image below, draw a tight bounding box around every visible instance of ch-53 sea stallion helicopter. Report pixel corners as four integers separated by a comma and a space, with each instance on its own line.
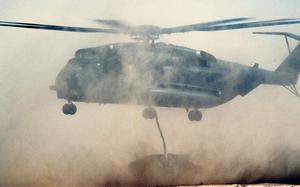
1, 18, 300, 122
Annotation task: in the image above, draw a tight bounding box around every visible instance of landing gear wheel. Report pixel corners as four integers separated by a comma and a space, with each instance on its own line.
142, 107, 156, 119
188, 111, 195, 121
193, 110, 202, 121
188, 110, 202, 121
62, 103, 77, 115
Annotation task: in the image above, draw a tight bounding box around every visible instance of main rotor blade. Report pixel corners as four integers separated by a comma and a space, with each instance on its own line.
95, 18, 254, 34
94, 19, 132, 29
195, 17, 253, 26
162, 17, 253, 33
0, 21, 120, 33
160, 18, 300, 34
197, 19, 300, 31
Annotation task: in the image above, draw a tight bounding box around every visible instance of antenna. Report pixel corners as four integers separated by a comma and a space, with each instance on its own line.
253, 32, 300, 54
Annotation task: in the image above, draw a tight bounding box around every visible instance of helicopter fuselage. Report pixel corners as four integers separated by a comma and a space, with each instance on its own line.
51, 42, 297, 110
1, 18, 300, 119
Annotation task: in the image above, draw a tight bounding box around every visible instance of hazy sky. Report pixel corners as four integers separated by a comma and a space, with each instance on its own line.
0, 1, 300, 186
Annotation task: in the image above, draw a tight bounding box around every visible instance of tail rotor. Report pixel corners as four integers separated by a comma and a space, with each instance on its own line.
254, 32, 300, 97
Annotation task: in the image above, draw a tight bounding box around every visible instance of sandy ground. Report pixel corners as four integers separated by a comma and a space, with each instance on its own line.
1, 2, 300, 187
180, 185, 299, 187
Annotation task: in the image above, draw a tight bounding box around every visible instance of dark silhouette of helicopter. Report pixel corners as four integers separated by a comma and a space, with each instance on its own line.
1, 18, 300, 121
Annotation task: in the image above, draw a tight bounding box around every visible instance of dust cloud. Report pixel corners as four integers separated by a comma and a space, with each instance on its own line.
0, 0, 300, 186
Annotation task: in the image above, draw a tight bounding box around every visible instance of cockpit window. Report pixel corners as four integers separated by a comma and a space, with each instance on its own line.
197, 51, 217, 67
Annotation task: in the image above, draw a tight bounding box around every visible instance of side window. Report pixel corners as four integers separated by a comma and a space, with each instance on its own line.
199, 58, 210, 68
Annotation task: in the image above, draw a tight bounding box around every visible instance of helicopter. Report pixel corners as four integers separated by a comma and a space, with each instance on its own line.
1, 18, 300, 122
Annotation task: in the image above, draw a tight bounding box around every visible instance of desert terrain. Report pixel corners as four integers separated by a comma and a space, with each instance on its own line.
0, 0, 300, 186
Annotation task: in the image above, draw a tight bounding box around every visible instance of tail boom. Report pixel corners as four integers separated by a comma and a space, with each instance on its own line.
254, 32, 300, 84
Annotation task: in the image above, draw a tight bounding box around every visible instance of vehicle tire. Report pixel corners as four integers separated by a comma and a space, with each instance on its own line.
188, 111, 195, 121
62, 103, 77, 115
188, 110, 202, 121
194, 110, 202, 121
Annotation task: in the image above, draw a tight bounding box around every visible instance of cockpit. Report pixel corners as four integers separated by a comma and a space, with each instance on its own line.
196, 50, 217, 68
